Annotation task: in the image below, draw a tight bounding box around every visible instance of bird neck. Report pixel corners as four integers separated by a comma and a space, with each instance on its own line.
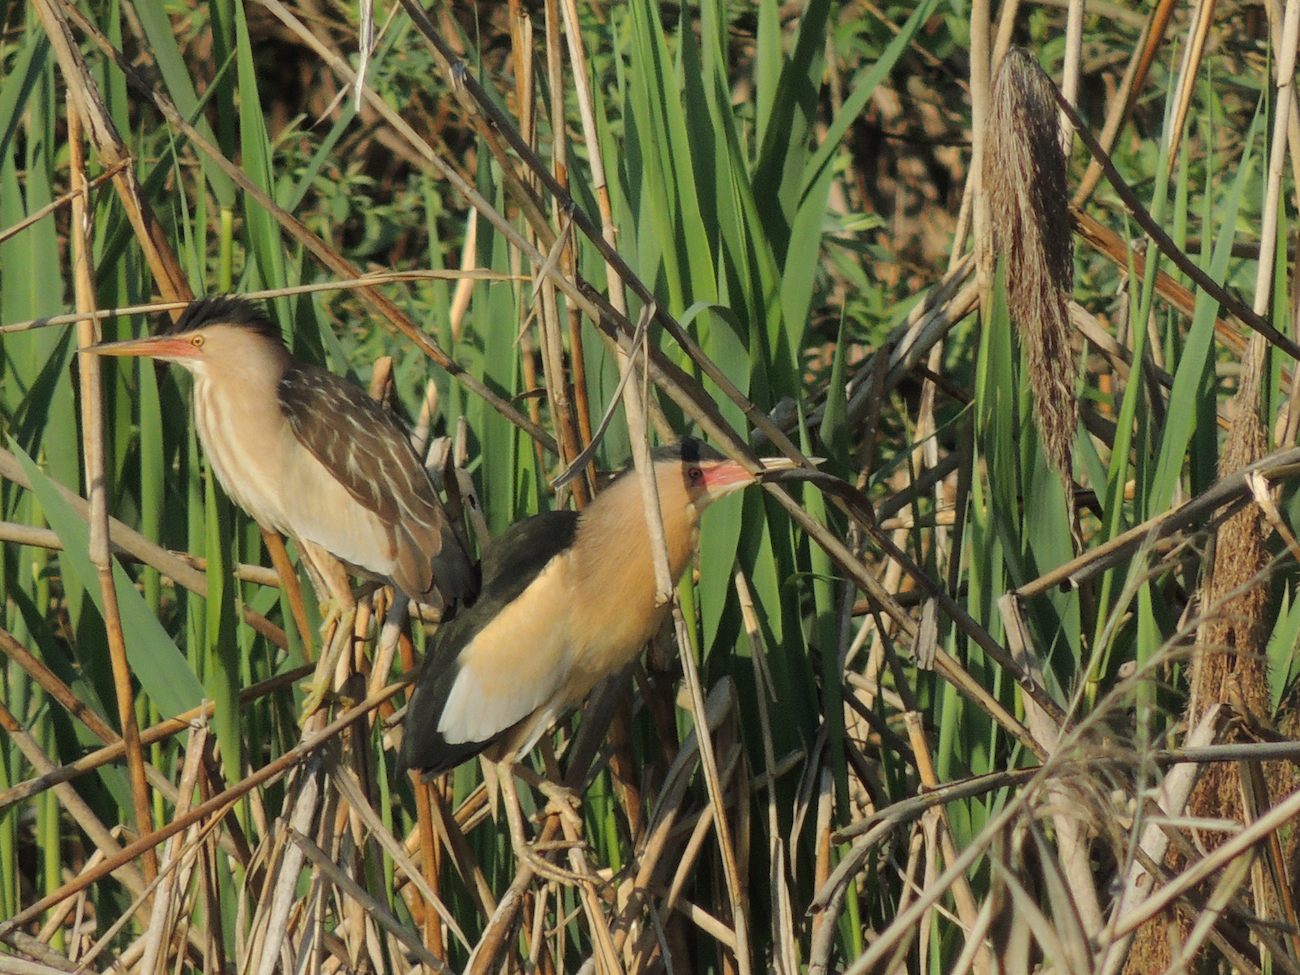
572, 468, 700, 596
188, 346, 294, 527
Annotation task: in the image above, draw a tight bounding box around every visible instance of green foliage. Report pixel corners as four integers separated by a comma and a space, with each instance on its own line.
1, 1, 1298, 972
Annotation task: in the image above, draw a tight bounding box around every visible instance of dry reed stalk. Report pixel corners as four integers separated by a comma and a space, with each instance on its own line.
539, 30, 598, 483
507, 1, 551, 482
137, 722, 209, 975
331, 763, 470, 949
1073, 0, 1179, 205
889, 822, 925, 972
68, 103, 156, 882
6, 759, 222, 965
1127, 2, 1300, 963
555, 819, 621, 972
533, 1, 590, 506
1097, 709, 1221, 975
663, 736, 744, 897
829, 636, 1231, 975
822, 258, 975, 443
71, 0, 553, 452
461, 704, 628, 973
392, 621, 449, 956
79, 780, 229, 974
0, 445, 287, 646
1164, 0, 1217, 179
295, 826, 452, 971
467, 858, 540, 974
0, 626, 117, 748
1014, 443, 1300, 598
0, 666, 311, 814
999, 593, 1106, 941
0, 273, 518, 337
1070, 182, 1295, 394
735, 569, 801, 972
1060, 98, 1300, 360
943, 0, 1022, 269
1060, 0, 1084, 144
909, 0, 988, 583
1266, 0, 1300, 223
410, 768, 444, 960
969, 0, 992, 306
667, 609, 754, 973
0, 686, 403, 943
0, 158, 129, 247
1110, 779, 1300, 949
31, 0, 189, 303
246, 764, 322, 975
983, 49, 1078, 509
448, 212, 480, 341
1069, 301, 1181, 404
261, 528, 312, 652
610, 683, 738, 963
428, 784, 497, 916
394, 0, 805, 462
0, 699, 145, 922
768, 475, 1022, 734
905, 711, 991, 975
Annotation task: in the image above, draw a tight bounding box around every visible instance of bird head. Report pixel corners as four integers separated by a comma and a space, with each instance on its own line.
653, 437, 799, 513
85, 296, 286, 379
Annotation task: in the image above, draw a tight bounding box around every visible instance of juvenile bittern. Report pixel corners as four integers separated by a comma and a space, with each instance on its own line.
399, 438, 793, 776
88, 296, 477, 607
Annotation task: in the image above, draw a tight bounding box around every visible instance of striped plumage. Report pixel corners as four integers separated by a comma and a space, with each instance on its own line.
399, 439, 789, 777
91, 296, 478, 605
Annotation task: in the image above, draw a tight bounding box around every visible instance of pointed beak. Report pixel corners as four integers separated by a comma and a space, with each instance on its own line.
699, 456, 803, 499
83, 335, 197, 361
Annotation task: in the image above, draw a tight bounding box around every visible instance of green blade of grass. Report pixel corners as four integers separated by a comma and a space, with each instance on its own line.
13, 443, 204, 717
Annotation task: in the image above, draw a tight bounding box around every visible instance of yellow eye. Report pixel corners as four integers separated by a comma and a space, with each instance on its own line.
190, 334, 205, 348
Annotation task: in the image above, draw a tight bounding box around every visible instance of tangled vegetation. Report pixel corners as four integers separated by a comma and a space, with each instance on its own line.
2, 1, 1300, 972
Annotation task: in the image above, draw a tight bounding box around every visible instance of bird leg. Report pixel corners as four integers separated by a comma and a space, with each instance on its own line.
491, 753, 589, 887
296, 539, 358, 635
297, 539, 361, 718
300, 603, 358, 721
510, 762, 582, 824
367, 593, 409, 698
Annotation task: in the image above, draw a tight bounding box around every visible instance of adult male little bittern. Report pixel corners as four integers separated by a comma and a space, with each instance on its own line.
399, 438, 793, 776
88, 296, 477, 606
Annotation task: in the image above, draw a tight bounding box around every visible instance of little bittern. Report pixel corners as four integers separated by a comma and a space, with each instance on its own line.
89, 296, 477, 605
399, 438, 794, 776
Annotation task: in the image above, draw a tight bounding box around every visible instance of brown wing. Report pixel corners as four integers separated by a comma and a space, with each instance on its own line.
277, 361, 477, 601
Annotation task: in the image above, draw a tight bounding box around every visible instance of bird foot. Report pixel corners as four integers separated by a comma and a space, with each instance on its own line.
298, 677, 340, 722
537, 785, 584, 833
299, 685, 361, 717
299, 683, 331, 717
509, 829, 592, 888
511, 765, 582, 821
314, 595, 355, 639
498, 762, 592, 887
299, 605, 358, 723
